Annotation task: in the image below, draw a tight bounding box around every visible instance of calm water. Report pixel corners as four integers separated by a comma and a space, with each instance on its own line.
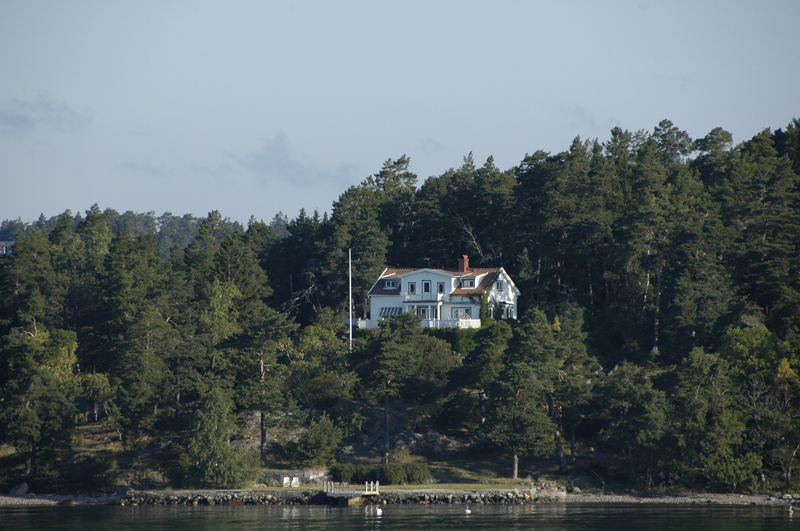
1, 503, 798, 531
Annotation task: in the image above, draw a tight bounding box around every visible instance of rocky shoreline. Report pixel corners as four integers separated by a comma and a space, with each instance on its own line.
568, 492, 798, 506
119, 486, 563, 506
2, 488, 797, 507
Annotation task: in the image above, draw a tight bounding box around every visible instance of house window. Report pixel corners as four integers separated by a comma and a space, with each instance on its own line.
423, 281, 430, 294
408, 282, 416, 294
462, 279, 475, 289
385, 279, 397, 289
416, 307, 428, 318
437, 282, 445, 294
496, 280, 504, 291
452, 307, 472, 319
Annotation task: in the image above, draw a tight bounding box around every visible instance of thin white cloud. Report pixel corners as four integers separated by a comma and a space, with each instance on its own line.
223, 134, 362, 189
0, 95, 90, 134
419, 136, 446, 155
184, 134, 365, 220
560, 105, 598, 133
120, 161, 166, 178
233, 134, 310, 184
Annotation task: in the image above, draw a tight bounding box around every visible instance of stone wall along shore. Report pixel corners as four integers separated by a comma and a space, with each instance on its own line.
120, 490, 325, 506
369, 487, 565, 505
121, 486, 567, 506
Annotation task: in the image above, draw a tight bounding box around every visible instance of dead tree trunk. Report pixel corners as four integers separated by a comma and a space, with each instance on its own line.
260, 410, 268, 465
512, 453, 519, 479
652, 251, 664, 352
384, 394, 390, 464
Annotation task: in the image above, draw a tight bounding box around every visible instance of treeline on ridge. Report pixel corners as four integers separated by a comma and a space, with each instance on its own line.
0, 119, 799, 493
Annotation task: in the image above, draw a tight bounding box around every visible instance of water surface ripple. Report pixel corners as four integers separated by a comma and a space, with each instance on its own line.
1, 503, 798, 531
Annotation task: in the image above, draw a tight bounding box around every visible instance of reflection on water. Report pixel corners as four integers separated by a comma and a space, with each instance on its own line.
1, 503, 799, 531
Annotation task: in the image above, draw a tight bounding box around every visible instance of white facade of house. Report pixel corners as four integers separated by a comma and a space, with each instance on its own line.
355, 256, 520, 329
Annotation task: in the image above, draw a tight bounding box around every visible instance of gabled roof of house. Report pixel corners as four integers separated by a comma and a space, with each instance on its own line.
368, 268, 414, 295
368, 266, 504, 296
451, 270, 501, 295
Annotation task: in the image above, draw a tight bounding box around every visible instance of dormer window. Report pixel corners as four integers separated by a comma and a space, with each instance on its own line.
462, 279, 475, 289
384, 280, 397, 289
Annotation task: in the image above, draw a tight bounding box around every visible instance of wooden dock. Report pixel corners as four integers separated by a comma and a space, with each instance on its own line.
321, 482, 380, 506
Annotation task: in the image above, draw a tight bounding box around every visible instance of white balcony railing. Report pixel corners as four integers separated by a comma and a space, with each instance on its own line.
419, 318, 482, 329
347, 317, 481, 329
403, 292, 445, 303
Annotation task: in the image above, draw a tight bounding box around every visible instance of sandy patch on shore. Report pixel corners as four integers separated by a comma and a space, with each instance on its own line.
0, 494, 121, 506
0, 495, 61, 506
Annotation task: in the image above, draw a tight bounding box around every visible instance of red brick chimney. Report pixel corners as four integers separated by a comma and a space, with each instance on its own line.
457, 255, 469, 273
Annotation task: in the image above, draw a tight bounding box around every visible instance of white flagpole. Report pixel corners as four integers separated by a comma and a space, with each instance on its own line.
349, 248, 353, 352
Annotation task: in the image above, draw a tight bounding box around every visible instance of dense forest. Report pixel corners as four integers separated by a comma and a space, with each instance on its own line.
1, 119, 799, 493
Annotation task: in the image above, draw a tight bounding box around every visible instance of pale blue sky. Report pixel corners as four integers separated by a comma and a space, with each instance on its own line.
2, 1, 798, 224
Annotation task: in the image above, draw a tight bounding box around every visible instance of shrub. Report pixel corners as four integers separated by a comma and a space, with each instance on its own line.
330, 462, 431, 485
331, 463, 357, 483
380, 464, 407, 485
330, 463, 375, 483
160, 443, 193, 488
0, 468, 19, 493
333, 404, 369, 441
404, 462, 431, 484
90, 456, 122, 488
29, 461, 65, 493
287, 414, 343, 467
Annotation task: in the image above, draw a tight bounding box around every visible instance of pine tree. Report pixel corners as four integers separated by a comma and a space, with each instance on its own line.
184, 384, 250, 488
486, 310, 558, 478
222, 306, 298, 464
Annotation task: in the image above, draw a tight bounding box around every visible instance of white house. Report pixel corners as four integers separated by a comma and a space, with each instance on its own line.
355, 255, 520, 329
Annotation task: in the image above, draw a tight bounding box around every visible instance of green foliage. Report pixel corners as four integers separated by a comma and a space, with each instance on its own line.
224, 307, 296, 412
201, 279, 242, 350
483, 310, 561, 476
89, 456, 122, 488
29, 460, 66, 493
330, 462, 361, 483
0, 468, 18, 493
719, 324, 792, 379
357, 312, 456, 404
704, 449, 761, 492
0, 217, 27, 240
329, 462, 431, 485
160, 443, 194, 488
157, 212, 199, 258
331, 402, 369, 440
284, 414, 343, 467
183, 384, 251, 488
289, 308, 354, 409
424, 327, 477, 357
0, 327, 77, 469
596, 363, 668, 485
380, 463, 407, 485
1, 119, 799, 493
403, 462, 433, 484
458, 321, 512, 390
